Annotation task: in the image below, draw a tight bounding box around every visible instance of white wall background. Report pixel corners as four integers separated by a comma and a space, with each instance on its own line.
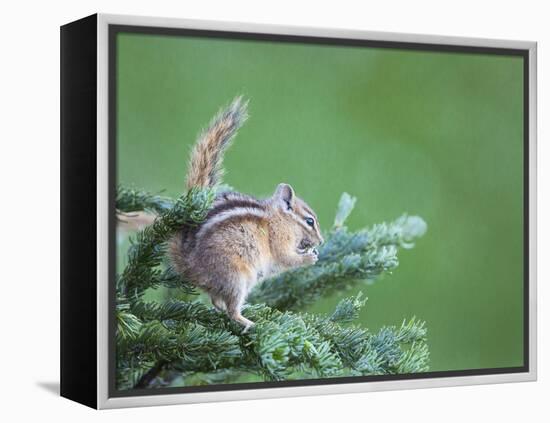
1, 0, 546, 421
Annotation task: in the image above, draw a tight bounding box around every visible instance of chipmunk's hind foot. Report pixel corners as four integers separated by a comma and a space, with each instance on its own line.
224, 284, 255, 333
236, 315, 255, 334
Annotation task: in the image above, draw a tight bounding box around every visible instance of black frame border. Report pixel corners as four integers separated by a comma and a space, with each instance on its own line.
60, 14, 98, 409
107, 24, 530, 399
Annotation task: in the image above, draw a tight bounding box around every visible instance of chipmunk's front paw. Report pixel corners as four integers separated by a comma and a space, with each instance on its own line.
302, 248, 319, 265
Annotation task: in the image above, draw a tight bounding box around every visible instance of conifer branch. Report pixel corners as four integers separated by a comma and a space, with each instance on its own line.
117, 186, 176, 214
117, 187, 214, 299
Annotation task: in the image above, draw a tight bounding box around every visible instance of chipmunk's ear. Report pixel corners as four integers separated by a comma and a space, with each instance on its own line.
274, 183, 295, 212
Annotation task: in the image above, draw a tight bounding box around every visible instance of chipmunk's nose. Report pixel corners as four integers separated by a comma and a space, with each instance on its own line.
318, 234, 324, 245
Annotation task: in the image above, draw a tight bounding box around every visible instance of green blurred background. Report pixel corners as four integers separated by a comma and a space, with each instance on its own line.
116, 32, 525, 373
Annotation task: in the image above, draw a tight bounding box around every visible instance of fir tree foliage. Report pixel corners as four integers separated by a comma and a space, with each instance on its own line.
115, 186, 429, 390
117, 187, 214, 299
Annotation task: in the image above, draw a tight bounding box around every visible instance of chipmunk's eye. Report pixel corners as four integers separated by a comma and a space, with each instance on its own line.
305, 217, 315, 227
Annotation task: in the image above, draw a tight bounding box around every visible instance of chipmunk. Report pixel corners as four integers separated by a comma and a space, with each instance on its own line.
168, 97, 323, 332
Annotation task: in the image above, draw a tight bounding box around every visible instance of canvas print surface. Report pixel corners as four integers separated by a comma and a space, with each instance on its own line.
113, 28, 526, 392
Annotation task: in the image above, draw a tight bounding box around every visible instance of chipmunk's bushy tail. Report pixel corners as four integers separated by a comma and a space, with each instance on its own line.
186, 96, 249, 190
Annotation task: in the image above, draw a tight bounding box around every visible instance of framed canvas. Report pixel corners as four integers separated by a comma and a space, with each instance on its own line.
60, 13, 537, 409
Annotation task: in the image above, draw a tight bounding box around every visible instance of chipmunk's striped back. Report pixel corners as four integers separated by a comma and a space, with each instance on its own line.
198, 191, 267, 237
172, 191, 268, 255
